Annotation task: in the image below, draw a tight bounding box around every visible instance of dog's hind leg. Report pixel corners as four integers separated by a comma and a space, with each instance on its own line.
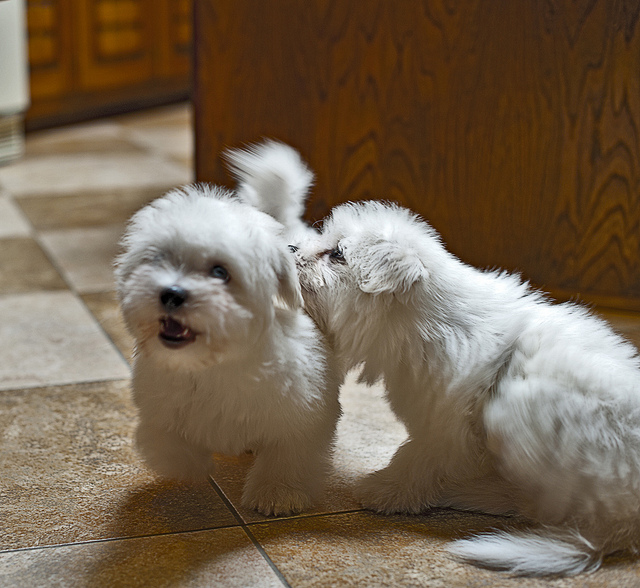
451, 375, 640, 575
484, 375, 640, 526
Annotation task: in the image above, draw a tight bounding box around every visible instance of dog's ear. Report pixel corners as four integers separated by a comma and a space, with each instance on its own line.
357, 240, 428, 296
274, 246, 303, 309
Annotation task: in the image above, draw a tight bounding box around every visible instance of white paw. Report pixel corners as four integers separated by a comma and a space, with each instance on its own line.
242, 482, 313, 516
354, 471, 427, 515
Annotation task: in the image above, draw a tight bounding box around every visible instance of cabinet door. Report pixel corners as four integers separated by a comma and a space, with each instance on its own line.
76, 0, 154, 90
156, 0, 192, 78
27, 0, 74, 102
25, 0, 192, 128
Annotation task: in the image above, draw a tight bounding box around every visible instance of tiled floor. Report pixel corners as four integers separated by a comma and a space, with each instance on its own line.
2, 104, 640, 587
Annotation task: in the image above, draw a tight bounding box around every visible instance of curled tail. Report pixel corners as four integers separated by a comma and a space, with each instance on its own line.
224, 139, 315, 239
448, 528, 602, 576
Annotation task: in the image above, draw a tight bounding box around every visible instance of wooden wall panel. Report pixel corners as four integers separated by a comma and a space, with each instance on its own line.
194, 0, 640, 311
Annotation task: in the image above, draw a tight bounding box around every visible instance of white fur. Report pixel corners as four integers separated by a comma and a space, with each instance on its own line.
293, 199, 640, 575
115, 184, 341, 516
224, 139, 318, 243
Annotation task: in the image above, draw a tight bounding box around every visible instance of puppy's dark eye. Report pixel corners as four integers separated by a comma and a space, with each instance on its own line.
210, 265, 230, 282
328, 247, 346, 263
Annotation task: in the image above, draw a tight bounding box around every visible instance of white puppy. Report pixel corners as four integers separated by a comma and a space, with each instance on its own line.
293, 200, 640, 575
115, 184, 341, 516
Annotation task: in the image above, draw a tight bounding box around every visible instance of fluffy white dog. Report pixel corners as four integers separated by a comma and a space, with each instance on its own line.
293, 199, 640, 575
115, 182, 341, 516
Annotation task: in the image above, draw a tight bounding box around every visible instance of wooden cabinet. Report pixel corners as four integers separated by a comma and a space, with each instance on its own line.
194, 0, 640, 312
26, 0, 73, 104
26, 0, 191, 129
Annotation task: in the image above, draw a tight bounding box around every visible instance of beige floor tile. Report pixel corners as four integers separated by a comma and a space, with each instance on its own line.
82, 291, 135, 363
17, 187, 167, 231
0, 237, 67, 294
251, 510, 640, 588
0, 291, 129, 390
126, 125, 194, 164
212, 372, 406, 523
0, 380, 237, 550
0, 527, 283, 588
39, 224, 123, 294
116, 103, 194, 167
24, 120, 142, 157
0, 152, 190, 199
0, 194, 31, 237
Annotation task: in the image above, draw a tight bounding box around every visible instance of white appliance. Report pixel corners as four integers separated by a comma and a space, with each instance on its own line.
0, 0, 29, 164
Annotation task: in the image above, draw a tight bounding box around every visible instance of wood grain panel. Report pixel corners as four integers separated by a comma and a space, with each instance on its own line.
27, 2, 55, 31
194, 0, 640, 310
27, 0, 74, 100
156, 0, 192, 77
28, 35, 57, 67
95, 0, 140, 25
26, 0, 192, 129
76, 0, 153, 89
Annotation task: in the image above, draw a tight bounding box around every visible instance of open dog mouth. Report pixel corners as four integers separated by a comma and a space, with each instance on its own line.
159, 316, 197, 348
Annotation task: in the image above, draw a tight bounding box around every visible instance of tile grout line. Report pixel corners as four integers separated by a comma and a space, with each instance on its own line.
245, 507, 366, 528
207, 476, 293, 588
0, 481, 364, 565
0, 522, 246, 556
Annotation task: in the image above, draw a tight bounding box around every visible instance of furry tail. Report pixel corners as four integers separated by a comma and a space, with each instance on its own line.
224, 140, 315, 238
448, 528, 602, 576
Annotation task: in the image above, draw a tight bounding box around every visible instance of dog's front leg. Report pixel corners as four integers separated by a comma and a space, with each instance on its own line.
135, 421, 214, 481
354, 437, 443, 515
242, 437, 330, 516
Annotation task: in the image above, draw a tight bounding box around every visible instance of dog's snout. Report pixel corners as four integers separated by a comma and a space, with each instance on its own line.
288, 245, 299, 253
160, 285, 188, 310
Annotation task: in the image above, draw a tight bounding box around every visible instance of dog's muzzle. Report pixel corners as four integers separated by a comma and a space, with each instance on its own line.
158, 286, 196, 348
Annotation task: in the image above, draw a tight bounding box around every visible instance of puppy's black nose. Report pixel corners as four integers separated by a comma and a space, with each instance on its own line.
160, 285, 188, 310
288, 245, 299, 253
